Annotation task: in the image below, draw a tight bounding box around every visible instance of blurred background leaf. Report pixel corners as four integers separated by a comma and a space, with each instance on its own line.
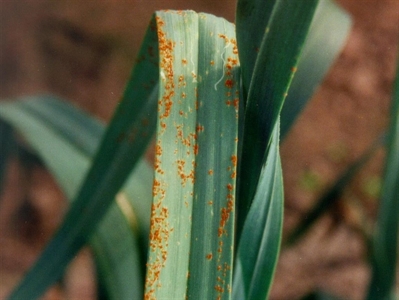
280, 0, 352, 138
0, 95, 154, 299
367, 56, 399, 300
2, 10, 162, 297
0, 120, 15, 198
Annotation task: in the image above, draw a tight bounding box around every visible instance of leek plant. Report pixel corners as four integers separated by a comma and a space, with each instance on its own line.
0, 0, 397, 299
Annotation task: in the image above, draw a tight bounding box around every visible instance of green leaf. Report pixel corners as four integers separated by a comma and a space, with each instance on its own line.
233, 120, 283, 300
236, 0, 319, 240
0, 96, 154, 299
0, 120, 14, 197
367, 56, 399, 300
233, 1, 320, 298
281, 0, 352, 138
187, 14, 239, 299
143, 11, 240, 299
235, 0, 277, 101
4, 10, 162, 297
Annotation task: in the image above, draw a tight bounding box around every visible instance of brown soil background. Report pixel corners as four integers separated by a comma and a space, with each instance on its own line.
0, 0, 398, 299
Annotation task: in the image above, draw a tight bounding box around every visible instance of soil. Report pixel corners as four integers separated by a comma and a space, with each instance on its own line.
0, 0, 398, 299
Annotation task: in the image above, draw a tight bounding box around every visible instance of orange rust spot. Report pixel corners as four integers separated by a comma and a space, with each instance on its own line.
196, 125, 204, 132
231, 172, 236, 179
181, 92, 186, 98
193, 144, 199, 155
206, 253, 213, 260
210, 60, 215, 66
291, 66, 297, 72
179, 110, 184, 116
146, 198, 171, 292
218, 199, 234, 237
225, 79, 234, 89
226, 183, 233, 191
144, 289, 155, 300
231, 155, 237, 167
233, 98, 239, 110
182, 58, 187, 65
177, 159, 195, 186
225, 100, 231, 106
155, 144, 162, 156
154, 156, 165, 175
214, 285, 224, 293
231, 39, 238, 55
156, 16, 175, 119
208, 200, 213, 205
218, 34, 229, 43
208, 169, 214, 175
227, 57, 238, 66
178, 75, 186, 87
152, 179, 161, 197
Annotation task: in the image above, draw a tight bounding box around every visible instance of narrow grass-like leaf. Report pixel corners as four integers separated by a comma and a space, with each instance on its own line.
233, 1, 319, 297
233, 120, 283, 300
187, 14, 239, 299
0, 96, 155, 299
281, 0, 351, 138
236, 0, 319, 239
0, 120, 14, 197
144, 11, 200, 298
143, 11, 240, 299
7, 96, 153, 235
5, 12, 161, 297
235, 0, 277, 101
367, 57, 399, 300
286, 133, 386, 246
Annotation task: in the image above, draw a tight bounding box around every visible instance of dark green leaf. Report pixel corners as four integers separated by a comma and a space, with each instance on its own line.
281, 0, 351, 138
236, 0, 319, 240
0, 96, 153, 299
233, 120, 283, 300
0, 120, 14, 197
367, 55, 399, 300
5, 10, 161, 297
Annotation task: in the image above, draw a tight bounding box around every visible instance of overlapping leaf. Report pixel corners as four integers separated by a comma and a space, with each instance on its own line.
280, 0, 351, 138
0, 120, 14, 197
0, 96, 154, 299
4, 12, 162, 297
236, 0, 319, 238
233, 121, 283, 300
233, 0, 320, 298
367, 57, 399, 300
143, 11, 240, 299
